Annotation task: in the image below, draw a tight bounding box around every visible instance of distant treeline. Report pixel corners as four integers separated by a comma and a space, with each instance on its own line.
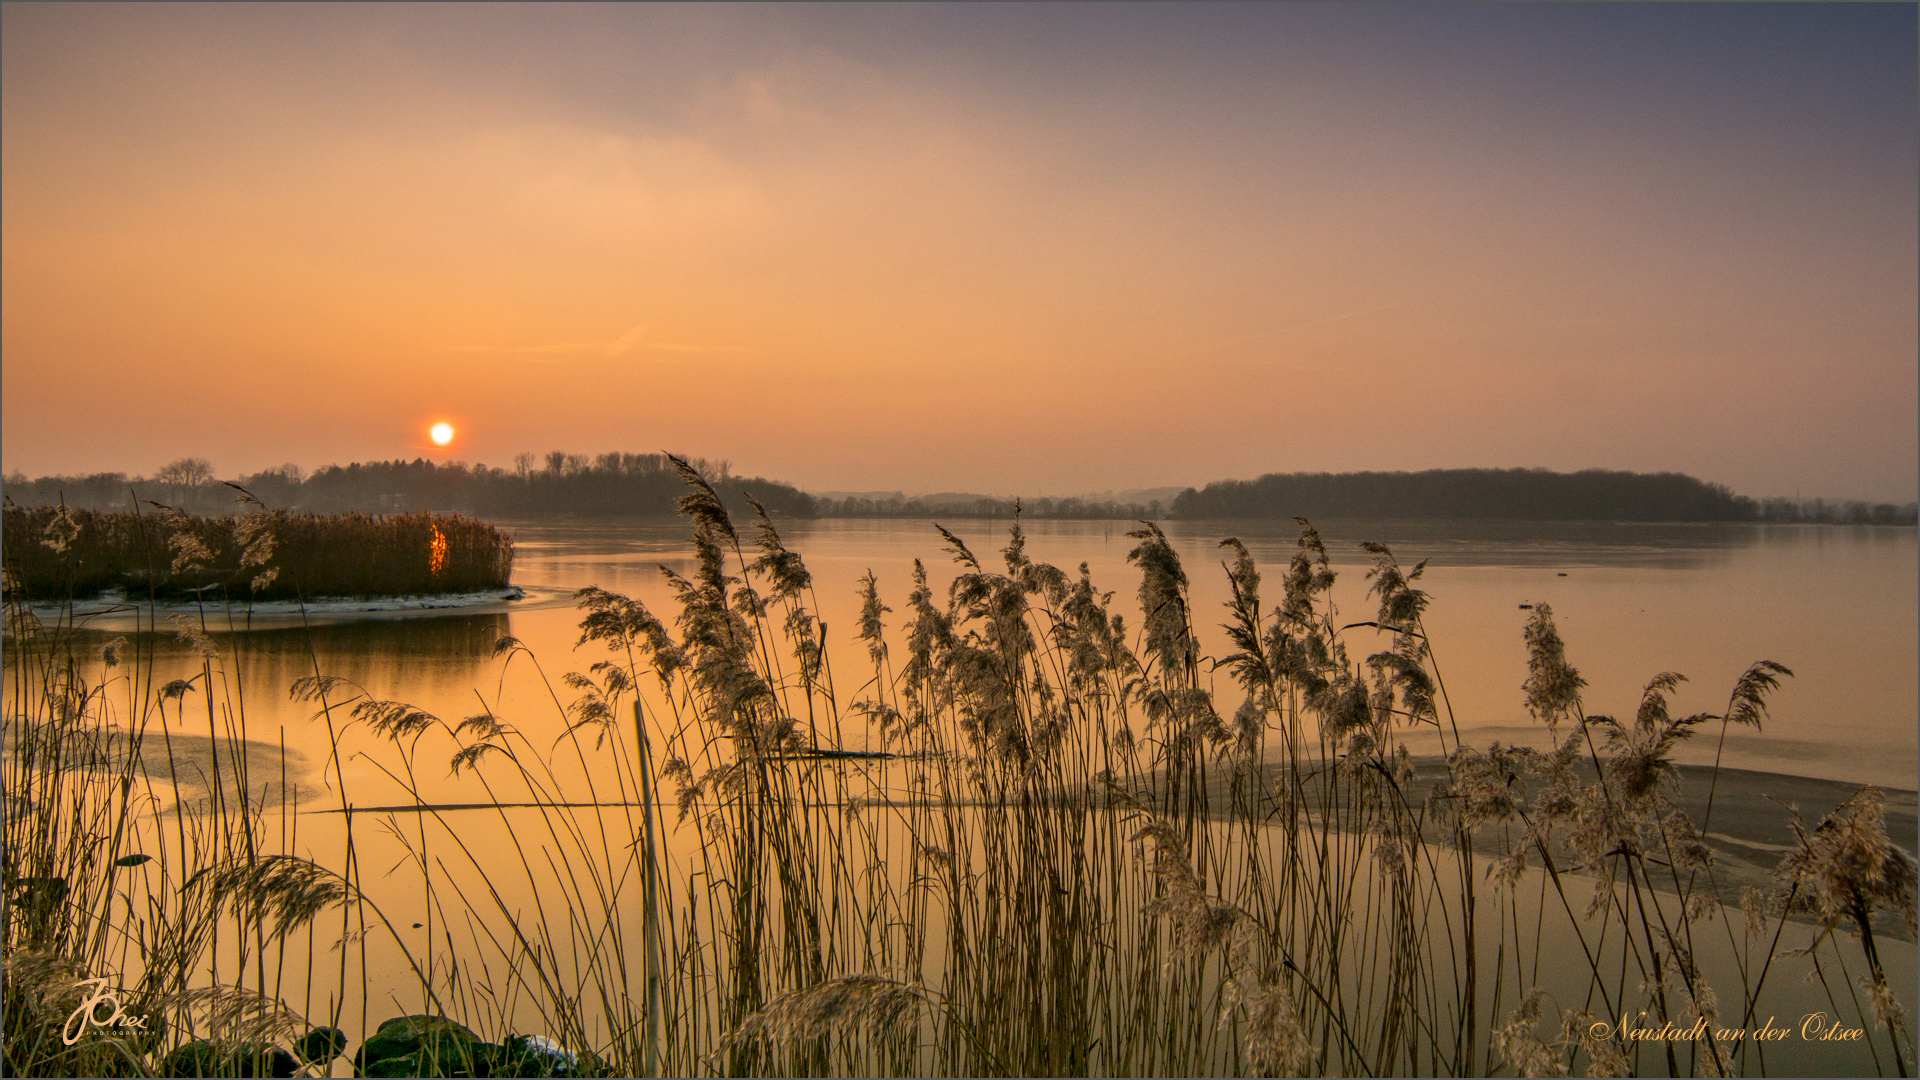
1749, 497, 1920, 526
1167, 468, 1919, 524
3, 452, 814, 519
4, 456, 1159, 521
1, 457, 1157, 521
5, 459, 1914, 526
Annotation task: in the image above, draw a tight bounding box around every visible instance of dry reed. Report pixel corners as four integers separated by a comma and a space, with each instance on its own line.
2, 505, 512, 603
8, 460, 1914, 1078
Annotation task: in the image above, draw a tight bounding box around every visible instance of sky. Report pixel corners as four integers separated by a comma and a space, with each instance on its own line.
3, 3, 1915, 500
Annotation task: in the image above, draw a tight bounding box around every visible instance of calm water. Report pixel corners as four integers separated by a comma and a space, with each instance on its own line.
13, 516, 1916, 1072
506, 517, 1919, 789
31, 516, 1919, 800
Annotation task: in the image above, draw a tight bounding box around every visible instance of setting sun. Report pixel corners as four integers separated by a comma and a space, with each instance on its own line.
1, 9, 1914, 1075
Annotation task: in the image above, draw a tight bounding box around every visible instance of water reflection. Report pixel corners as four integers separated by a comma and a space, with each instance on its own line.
494, 516, 1917, 790
1174, 519, 1841, 570
495, 515, 1889, 575
61, 613, 507, 693
23, 519, 1914, 792
32, 617, 511, 788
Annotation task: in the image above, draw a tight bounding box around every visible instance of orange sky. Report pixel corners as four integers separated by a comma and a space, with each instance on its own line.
4, 5, 1915, 500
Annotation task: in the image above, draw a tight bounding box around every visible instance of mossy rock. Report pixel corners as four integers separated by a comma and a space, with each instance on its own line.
353, 1016, 488, 1077
159, 1039, 297, 1078
162, 1026, 346, 1078
294, 1026, 349, 1067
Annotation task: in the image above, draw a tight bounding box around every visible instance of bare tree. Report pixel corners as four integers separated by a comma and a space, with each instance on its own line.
153, 457, 215, 488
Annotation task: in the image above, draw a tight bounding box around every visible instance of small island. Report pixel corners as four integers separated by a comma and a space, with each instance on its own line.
1, 505, 514, 604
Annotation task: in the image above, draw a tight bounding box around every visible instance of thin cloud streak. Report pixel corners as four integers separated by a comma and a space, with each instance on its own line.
445, 326, 753, 360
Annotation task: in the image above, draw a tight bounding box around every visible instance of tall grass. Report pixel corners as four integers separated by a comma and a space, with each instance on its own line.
1, 592, 357, 1076
326, 461, 1914, 1076
2, 504, 513, 603
8, 460, 1914, 1077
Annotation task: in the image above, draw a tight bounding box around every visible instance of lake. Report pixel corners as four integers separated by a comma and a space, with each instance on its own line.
40, 517, 1914, 791
12, 515, 1917, 1075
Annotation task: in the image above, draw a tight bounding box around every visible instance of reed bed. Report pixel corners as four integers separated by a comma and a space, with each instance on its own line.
310, 460, 1914, 1077
2, 504, 513, 603
2, 593, 355, 1076
6, 457, 1914, 1077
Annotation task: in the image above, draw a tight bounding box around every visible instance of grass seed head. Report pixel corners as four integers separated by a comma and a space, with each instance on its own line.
40, 503, 80, 553
1775, 786, 1919, 937
721, 975, 931, 1051
168, 614, 220, 661
1724, 659, 1793, 729
1490, 988, 1568, 1078
1522, 605, 1585, 727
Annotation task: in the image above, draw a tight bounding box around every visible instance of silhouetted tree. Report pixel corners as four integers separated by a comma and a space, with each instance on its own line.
1168, 468, 1796, 522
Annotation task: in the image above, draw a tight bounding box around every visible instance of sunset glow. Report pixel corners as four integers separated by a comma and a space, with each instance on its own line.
1, 5, 1913, 501
1, 10, 1913, 1072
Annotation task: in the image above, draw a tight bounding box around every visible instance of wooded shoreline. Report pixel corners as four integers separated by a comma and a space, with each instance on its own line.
7, 460, 1915, 524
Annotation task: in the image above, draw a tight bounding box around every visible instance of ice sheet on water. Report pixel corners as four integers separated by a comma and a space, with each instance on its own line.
22, 585, 547, 626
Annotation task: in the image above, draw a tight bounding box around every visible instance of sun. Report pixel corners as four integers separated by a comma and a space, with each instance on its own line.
429, 422, 455, 446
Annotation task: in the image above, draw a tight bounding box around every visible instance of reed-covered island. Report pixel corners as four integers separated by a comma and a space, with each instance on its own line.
3, 459, 1912, 1078
1, 505, 513, 603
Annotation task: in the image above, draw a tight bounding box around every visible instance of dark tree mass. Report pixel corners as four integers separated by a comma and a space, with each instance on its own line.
3, 453, 816, 520
3, 459, 1913, 525
281, 453, 819, 519
1168, 468, 1918, 525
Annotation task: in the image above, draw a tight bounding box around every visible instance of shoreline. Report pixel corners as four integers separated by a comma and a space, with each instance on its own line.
14, 584, 583, 628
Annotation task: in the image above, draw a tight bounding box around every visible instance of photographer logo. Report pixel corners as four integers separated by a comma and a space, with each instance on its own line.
63, 978, 147, 1044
